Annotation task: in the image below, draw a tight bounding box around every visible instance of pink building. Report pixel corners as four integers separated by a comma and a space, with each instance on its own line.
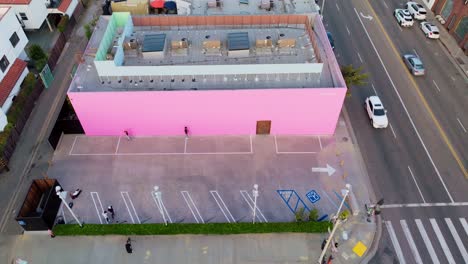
68, 12, 346, 136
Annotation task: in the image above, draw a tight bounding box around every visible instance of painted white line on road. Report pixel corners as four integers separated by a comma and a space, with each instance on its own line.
457, 118, 467, 133
318, 136, 323, 150
381, 202, 468, 208
184, 137, 187, 153
460, 218, 468, 236
90, 192, 104, 224
60, 204, 67, 224
445, 218, 468, 263
408, 166, 426, 203
357, 52, 363, 63
416, 219, 440, 264
250, 135, 253, 153
210, 190, 236, 223
70, 151, 253, 156
371, 83, 378, 95
69, 136, 78, 155
385, 221, 406, 264
400, 220, 423, 264
382, 1, 388, 9
450, 76, 456, 81
335, 3, 340, 11
346, 26, 351, 35
115, 137, 121, 154
432, 80, 441, 92
389, 123, 397, 139
151, 191, 173, 223
240, 190, 268, 223
413, 49, 420, 58
181, 191, 204, 224
354, 7, 454, 203
430, 218, 455, 264
274, 135, 279, 153
121, 191, 141, 224
321, 0, 326, 16
121, 192, 135, 224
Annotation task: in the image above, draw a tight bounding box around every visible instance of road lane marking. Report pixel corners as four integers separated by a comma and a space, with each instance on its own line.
240, 190, 268, 223
432, 80, 441, 92
382, 1, 388, 9
363, 0, 467, 180
413, 49, 420, 58
371, 83, 378, 95
121, 191, 141, 224
69, 136, 78, 155
336, 3, 340, 11
389, 123, 397, 138
457, 118, 467, 133
381, 202, 468, 208
250, 135, 253, 153
400, 220, 423, 264
151, 191, 173, 223
445, 218, 468, 263
210, 190, 235, 223
416, 219, 440, 264
346, 26, 350, 35
90, 192, 104, 224
115, 137, 121, 154
354, 7, 456, 201
408, 166, 425, 203
184, 137, 187, 153
430, 218, 455, 264
460, 218, 468, 236
357, 52, 363, 63
385, 221, 406, 264
181, 191, 204, 223
318, 136, 323, 150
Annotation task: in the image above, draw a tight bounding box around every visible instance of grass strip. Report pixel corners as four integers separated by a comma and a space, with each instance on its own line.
53, 222, 332, 236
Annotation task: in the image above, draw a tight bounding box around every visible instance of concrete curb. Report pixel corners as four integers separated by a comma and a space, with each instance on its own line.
341, 106, 381, 263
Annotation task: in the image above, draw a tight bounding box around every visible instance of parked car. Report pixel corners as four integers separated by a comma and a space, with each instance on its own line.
365, 96, 388, 129
403, 54, 425, 76
420, 22, 440, 39
405, 2, 427, 20
327, 31, 335, 50
394, 9, 414, 27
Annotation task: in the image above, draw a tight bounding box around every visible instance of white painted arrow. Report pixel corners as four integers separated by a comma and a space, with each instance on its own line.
312, 164, 336, 176
360, 12, 373, 20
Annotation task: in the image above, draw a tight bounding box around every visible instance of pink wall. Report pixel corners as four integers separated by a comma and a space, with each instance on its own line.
68, 88, 346, 136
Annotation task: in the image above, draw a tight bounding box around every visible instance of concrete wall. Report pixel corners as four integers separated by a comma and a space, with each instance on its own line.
68, 87, 346, 136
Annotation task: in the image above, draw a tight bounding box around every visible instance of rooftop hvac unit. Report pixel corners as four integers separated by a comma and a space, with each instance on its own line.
260, 0, 272, 10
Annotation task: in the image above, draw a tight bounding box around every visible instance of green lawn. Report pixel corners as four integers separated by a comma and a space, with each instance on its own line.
53, 222, 332, 236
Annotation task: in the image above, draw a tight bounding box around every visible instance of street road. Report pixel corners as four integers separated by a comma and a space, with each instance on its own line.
320, 0, 468, 263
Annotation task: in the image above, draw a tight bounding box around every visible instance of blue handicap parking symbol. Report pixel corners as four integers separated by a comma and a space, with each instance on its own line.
306, 190, 321, 204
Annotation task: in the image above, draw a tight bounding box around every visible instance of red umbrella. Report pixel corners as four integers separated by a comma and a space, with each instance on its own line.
150, 0, 164, 8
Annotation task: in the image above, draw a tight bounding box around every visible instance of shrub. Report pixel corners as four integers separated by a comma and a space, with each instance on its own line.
84, 24, 92, 40
309, 208, 319, 222
295, 207, 306, 222
57, 15, 69, 33
27, 45, 48, 70
339, 210, 350, 221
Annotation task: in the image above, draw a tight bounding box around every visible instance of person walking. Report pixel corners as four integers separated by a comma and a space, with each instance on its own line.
108, 205, 115, 219
48, 229, 55, 238
125, 237, 133, 253
102, 211, 109, 224
184, 126, 189, 138
124, 130, 131, 141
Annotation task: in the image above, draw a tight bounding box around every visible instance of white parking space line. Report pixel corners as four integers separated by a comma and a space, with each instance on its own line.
371, 83, 378, 95
184, 137, 187, 153
151, 191, 173, 224
181, 191, 204, 223
121, 191, 141, 224
354, 7, 454, 203
249, 135, 253, 153
460, 218, 468, 236
240, 190, 268, 223
430, 218, 455, 264
120, 192, 135, 223
416, 219, 440, 264
335, 3, 340, 11
210, 190, 236, 223
407, 166, 426, 203
346, 26, 350, 35
318, 136, 323, 150
445, 218, 468, 263
115, 137, 121, 154
357, 52, 363, 63
382, 1, 388, 9
60, 204, 67, 224
274, 136, 317, 154
400, 220, 423, 264
90, 192, 104, 224
382, 202, 468, 208
389, 123, 397, 139
457, 118, 467, 133
385, 221, 406, 264
69, 136, 78, 155
432, 80, 441, 92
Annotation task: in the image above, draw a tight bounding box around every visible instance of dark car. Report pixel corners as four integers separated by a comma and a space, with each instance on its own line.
327, 31, 335, 50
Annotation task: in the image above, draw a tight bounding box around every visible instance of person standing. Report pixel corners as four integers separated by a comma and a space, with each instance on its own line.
48, 229, 55, 238
108, 205, 115, 219
124, 130, 131, 141
102, 211, 109, 224
125, 237, 133, 253
184, 126, 189, 138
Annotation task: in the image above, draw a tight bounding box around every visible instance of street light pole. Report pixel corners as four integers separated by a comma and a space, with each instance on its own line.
153, 186, 167, 226
56, 187, 82, 227
252, 184, 259, 224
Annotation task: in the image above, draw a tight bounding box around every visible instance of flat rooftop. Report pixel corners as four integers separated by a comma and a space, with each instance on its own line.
189, 0, 320, 15
70, 13, 344, 93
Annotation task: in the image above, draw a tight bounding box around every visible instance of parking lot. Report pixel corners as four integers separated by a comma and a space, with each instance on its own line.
50, 133, 354, 224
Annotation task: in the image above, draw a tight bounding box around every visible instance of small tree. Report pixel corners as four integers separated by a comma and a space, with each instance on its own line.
340, 65, 369, 97
57, 15, 69, 33
28, 44, 47, 70
295, 207, 306, 222
309, 208, 319, 222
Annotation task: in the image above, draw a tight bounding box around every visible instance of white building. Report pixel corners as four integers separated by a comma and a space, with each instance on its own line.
0, 7, 29, 130
0, 0, 80, 30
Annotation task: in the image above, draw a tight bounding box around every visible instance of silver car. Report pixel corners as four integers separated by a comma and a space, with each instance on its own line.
403, 54, 425, 76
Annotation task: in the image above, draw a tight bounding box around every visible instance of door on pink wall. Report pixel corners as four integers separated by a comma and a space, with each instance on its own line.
256, 120, 271, 135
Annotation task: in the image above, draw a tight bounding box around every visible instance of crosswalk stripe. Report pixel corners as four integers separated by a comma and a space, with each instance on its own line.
415, 219, 440, 264
385, 221, 406, 264
400, 220, 423, 264
460, 218, 468, 236
445, 218, 468, 263
430, 218, 456, 264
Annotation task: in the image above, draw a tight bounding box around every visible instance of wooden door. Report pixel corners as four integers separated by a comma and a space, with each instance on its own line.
256, 120, 271, 134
